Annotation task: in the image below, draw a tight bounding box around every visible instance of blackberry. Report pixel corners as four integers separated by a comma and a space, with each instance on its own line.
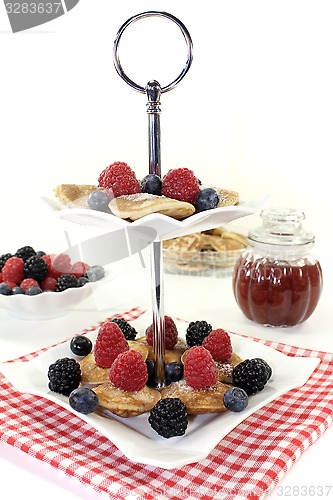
48, 357, 81, 396
148, 398, 188, 438
232, 358, 269, 395
15, 245, 36, 262
24, 255, 48, 282
0, 253, 12, 271
111, 317, 137, 340
55, 274, 79, 292
254, 358, 272, 383
186, 320, 212, 347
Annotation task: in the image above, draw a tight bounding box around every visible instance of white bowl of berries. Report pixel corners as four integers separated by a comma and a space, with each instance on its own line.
0, 246, 108, 320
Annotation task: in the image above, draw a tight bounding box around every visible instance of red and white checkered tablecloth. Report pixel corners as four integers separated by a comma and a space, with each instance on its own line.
1, 307, 333, 500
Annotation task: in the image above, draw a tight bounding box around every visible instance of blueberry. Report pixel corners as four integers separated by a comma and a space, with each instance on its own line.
70, 336, 93, 356
223, 387, 249, 412
36, 250, 46, 258
140, 174, 162, 195
78, 276, 89, 287
84, 265, 105, 282
165, 362, 184, 386
88, 190, 111, 213
25, 286, 43, 296
0, 283, 12, 295
146, 359, 156, 388
69, 387, 99, 414
195, 188, 220, 212
12, 286, 25, 295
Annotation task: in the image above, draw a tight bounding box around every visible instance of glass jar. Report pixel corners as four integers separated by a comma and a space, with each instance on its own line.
232, 208, 323, 327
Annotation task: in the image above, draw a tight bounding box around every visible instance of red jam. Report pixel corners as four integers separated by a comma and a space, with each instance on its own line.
232, 208, 323, 327
232, 254, 323, 327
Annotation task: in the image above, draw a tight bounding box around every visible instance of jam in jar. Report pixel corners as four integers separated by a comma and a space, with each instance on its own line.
232, 208, 323, 327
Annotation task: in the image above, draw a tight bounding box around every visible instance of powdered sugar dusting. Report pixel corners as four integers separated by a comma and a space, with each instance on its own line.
120, 193, 165, 202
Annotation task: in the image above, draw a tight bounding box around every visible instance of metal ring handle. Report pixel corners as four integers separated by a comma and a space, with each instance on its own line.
113, 11, 193, 93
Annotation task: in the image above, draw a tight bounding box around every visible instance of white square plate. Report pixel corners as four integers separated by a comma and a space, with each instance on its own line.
0, 315, 319, 469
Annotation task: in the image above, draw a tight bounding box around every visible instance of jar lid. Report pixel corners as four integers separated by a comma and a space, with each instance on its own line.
248, 207, 315, 246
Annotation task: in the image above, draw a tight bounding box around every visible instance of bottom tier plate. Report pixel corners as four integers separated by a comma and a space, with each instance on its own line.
0, 315, 319, 469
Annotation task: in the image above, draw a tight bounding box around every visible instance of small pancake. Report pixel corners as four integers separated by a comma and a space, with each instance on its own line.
109, 193, 195, 221
54, 184, 100, 208
160, 380, 230, 414
214, 188, 240, 207
136, 337, 187, 364
216, 352, 243, 383
93, 382, 161, 417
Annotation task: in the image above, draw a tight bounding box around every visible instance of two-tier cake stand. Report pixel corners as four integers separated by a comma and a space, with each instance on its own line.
48, 11, 261, 388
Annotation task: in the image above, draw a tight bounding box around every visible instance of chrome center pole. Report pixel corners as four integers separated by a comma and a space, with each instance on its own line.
113, 10, 193, 389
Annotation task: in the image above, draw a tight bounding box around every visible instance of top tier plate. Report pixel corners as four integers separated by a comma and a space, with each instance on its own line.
42, 196, 266, 242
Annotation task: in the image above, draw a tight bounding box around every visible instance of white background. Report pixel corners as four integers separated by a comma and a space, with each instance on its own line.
0, 0, 332, 256
0, 1, 332, 499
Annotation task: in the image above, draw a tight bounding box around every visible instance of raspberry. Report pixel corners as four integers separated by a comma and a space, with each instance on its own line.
146, 315, 178, 350
51, 254, 72, 278
161, 168, 200, 204
71, 261, 90, 278
40, 276, 57, 291
202, 328, 232, 362
94, 321, 129, 368
98, 161, 141, 197
109, 349, 148, 391
43, 253, 71, 279
20, 278, 40, 291
1, 257, 25, 285
0, 272, 2, 283
184, 346, 218, 390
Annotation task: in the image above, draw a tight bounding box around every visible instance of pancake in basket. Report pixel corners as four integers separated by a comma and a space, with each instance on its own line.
160, 380, 230, 414
93, 382, 161, 417
79, 341, 149, 385
109, 193, 195, 221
